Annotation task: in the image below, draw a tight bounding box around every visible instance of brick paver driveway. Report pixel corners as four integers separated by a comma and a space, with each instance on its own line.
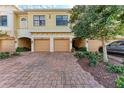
0, 52, 103, 88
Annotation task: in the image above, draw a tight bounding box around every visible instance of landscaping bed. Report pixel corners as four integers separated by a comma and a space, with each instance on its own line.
0, 47, 31, 60
0, 52, 20, 60
78, 58, 118, 88
74, 47, 124, 88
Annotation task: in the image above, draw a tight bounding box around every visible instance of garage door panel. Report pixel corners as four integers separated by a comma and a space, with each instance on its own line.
34, 39, 50, 52
54, 39, 69, 52
0, 39, 15, 52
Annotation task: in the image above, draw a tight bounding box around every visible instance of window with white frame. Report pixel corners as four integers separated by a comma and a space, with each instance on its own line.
0, 16, 7, 26
56, 15, 68, 26
21, 18, 27, 21
33, 15, 45, 26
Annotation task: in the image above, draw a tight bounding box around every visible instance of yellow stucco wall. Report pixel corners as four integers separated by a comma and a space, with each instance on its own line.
17, 11, 70, 30
88, 40, 102, 52
13, 13, 19, 37
88, 38, 124, 52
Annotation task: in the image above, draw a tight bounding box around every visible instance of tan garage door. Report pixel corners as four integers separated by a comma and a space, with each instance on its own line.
0, 39, 15, 52
88, 40, 102, 52
54, 39, 70, 52
34, 39, 50, 52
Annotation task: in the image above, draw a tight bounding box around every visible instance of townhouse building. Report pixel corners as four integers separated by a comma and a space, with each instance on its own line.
1, 5, 122, 52
0, 5, 75, 52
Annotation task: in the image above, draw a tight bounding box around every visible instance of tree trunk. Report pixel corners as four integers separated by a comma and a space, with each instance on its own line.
85, 39, 88, 51
101, 37, 108, 62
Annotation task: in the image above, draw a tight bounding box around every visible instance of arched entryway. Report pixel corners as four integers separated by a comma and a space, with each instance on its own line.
18, 37, 31, 51
72, 37, 85, 49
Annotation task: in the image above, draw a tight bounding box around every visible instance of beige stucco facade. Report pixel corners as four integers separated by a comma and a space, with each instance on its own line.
0, 5, 74, 52
1, 5, 124, 52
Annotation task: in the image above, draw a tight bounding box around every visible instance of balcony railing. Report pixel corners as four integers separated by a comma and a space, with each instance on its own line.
17, 27, 71, 37
0, 29, 14, 37
29, 27, 71, 32
17, 28, 31, 38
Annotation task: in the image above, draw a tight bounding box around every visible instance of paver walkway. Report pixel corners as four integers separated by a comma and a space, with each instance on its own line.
0, 52, 104, 88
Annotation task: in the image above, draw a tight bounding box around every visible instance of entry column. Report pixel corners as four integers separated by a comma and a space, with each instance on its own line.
85, 39, 89, 51
31, 38, 34, 52
50, 34, 54, 52
15, 38, 18, 49
70, 37, 73, 52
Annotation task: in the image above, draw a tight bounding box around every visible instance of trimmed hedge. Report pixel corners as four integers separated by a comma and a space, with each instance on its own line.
16, 47, 31, 52
0, 52, 20, 59
0, 52, 10, 59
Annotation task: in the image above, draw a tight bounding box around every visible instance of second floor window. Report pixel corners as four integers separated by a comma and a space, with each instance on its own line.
21, 18, 27, 21
56, 15, 68, 26
33, 15, 45, 26
0, 16, 7, 26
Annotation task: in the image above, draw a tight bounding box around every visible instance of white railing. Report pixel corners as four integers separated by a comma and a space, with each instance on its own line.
29, 27, 71, 32
17, 27, 71, 37
0, 29, 14, 37
17, 28, 31, 38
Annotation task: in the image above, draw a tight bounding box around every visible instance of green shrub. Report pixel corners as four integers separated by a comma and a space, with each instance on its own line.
88, 58, 97, 66
75, 47, 87, 52
88, 52, 99, 66
106, 63, 124, 73
0, 52, 20, 59
115, 76, 124, 88
0, 52, 10, 59
74, 51, 88, 59
16, 47, 23, 52
97, 52, 103, 61
16, 47, 31, 52
74, 51, 102, 66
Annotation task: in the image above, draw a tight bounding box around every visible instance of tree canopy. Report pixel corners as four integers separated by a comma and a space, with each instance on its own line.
70, 5, 124, 62
70, 5, 124, 40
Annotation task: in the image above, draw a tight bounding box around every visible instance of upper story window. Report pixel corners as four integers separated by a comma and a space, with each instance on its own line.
21, 18, 27, 21
0, 16, 7, 26
33, 15, 45, 26
56, 15, 68, 26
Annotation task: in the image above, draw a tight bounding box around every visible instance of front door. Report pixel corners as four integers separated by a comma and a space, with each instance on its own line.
20, 17, 27, 28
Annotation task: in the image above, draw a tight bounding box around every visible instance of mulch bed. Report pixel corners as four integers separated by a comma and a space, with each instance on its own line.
77, 58, 119, 88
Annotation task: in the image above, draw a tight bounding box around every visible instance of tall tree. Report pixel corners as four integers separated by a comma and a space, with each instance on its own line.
70, 5, 124, 62
70, 6, 90, 50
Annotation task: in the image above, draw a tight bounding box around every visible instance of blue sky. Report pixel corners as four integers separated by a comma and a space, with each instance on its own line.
18, 5, 73, 10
